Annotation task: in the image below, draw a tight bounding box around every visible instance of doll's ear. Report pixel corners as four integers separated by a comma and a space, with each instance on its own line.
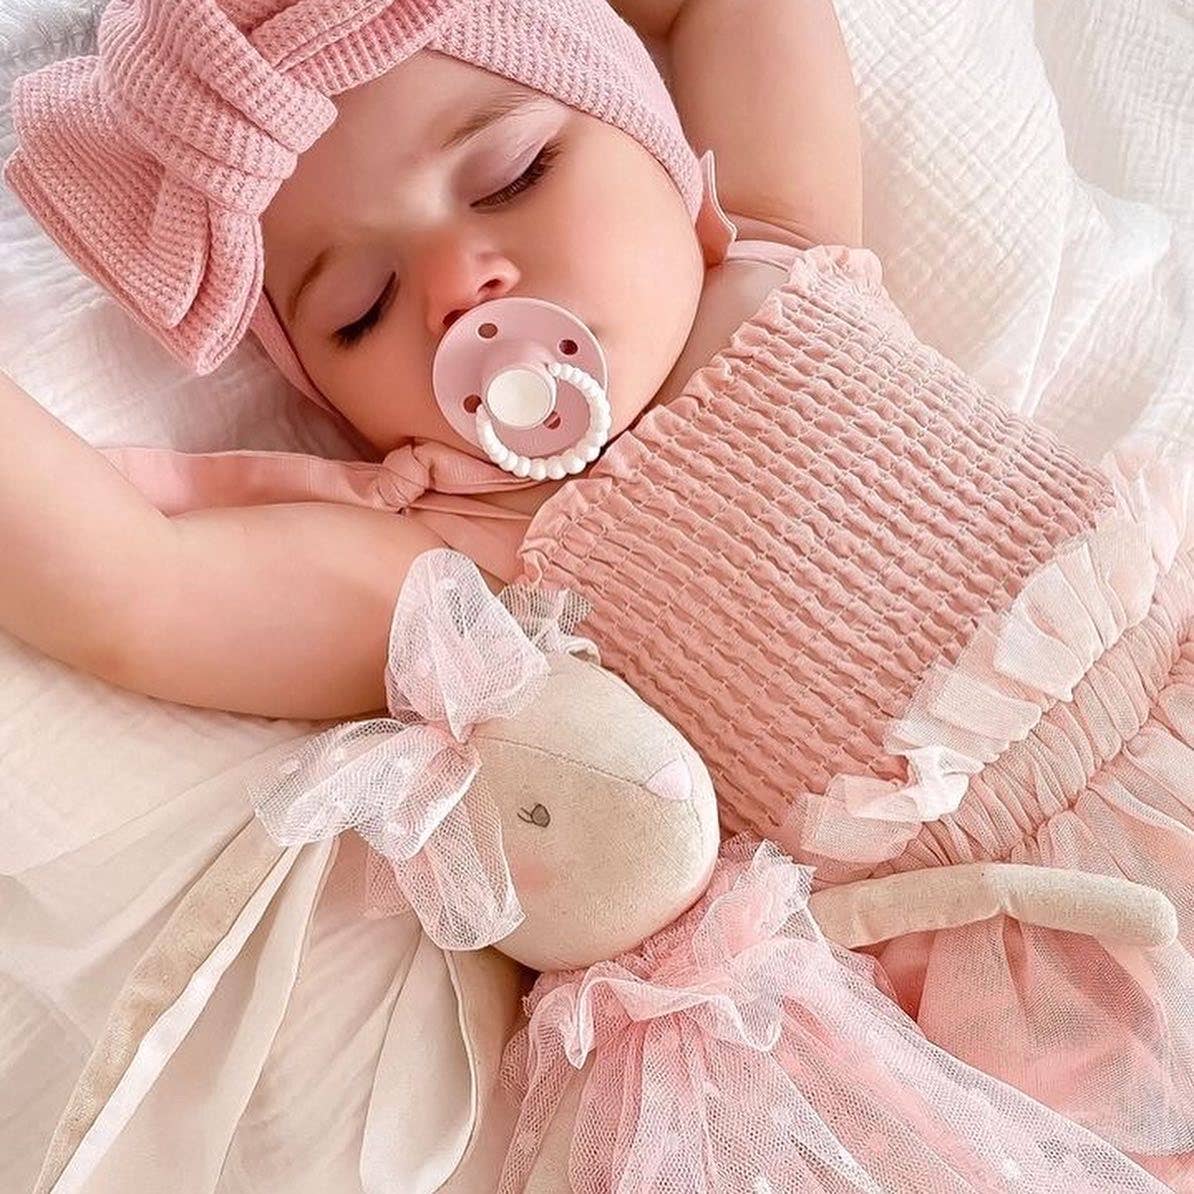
809, 862, 1178, 949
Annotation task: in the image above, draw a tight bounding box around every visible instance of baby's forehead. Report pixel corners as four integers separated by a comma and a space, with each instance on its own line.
260, 54, 565, 268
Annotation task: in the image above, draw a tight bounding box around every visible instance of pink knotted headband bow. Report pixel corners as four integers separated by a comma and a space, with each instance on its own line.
3, 0, 727, 409
247, 547, 594, 950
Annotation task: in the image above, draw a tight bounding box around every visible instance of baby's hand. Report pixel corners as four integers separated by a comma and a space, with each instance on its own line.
621, 0, 863, 248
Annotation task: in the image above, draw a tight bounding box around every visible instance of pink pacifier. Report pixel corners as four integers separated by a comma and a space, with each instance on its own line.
432, 297, 611, 481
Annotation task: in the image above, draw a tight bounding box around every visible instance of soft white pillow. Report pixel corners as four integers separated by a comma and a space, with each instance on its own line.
835, 0, 1193, 459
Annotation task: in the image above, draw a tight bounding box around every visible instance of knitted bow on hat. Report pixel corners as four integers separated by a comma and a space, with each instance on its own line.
248, 548, 593, 950
1, 0, 467, 376
3, 0, 711, 391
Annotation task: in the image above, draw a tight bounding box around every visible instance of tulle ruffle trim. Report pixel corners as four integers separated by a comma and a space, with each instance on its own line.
497, 837, 1165, 1193
788, 449, 1194, 866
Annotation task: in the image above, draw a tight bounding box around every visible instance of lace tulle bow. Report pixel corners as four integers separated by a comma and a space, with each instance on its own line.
248, 549, 592, 950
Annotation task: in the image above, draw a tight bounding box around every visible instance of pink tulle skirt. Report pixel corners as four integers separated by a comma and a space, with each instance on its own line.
860, 512, 1194, 1185
498, 838, 1168, 1193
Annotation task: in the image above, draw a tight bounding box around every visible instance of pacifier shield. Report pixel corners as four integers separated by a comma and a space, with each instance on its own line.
432, 296, 608, 460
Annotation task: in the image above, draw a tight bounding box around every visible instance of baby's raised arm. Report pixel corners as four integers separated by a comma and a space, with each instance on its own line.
0, 370, 172, 682
615, 0, 863, 247
1, 372, 445, 720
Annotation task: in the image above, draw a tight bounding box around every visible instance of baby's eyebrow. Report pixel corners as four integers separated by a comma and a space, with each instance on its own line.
439, 89, 552, 153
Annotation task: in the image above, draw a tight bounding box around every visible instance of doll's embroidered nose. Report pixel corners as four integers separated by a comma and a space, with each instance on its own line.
519, 803, 551, 827
645, 757, 694, 801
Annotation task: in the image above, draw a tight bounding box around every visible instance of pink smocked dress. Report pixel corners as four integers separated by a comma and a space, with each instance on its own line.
514, 243, 1194, 1182
104, 238, 1194, 1185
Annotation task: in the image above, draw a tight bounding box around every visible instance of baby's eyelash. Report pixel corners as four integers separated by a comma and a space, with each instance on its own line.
333, 274, 396, 349
332, 140, 563, 350
475, 140, 561, 210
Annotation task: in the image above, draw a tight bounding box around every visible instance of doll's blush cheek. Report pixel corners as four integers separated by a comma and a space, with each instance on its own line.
510, 854, 554, 895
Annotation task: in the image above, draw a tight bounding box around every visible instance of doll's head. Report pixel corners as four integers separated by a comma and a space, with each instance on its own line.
460, 650, 720, 970
250, 548, 721, 971
4, 0, 738, 455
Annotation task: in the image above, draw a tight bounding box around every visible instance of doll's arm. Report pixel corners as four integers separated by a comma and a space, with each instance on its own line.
612, 0, 863, 247
809, 862, 1179, 950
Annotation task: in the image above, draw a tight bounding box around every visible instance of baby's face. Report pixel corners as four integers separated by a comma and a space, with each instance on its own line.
262, 51, 706, 454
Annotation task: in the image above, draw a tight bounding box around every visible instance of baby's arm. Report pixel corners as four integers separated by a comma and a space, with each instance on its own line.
1, 371, 446, 720
131, 502, 445, 719
0, 370, 175, 681
614, 0, 863, 247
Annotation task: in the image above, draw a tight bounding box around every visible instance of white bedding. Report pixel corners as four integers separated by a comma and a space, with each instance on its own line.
1, 0, 1191, 1189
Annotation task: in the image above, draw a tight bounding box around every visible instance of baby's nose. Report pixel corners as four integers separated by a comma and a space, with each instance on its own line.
424, 249, 521, 337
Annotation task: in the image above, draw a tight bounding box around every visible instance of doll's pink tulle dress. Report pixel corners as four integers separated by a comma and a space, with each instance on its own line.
515, 243, 1194, 1184
499, 836, 1166, 1193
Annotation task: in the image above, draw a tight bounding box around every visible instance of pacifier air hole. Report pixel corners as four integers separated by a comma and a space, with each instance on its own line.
546, 414, 562, 430
478, 323, 498, 339
559, 339, 578, 355
464, 394, 481, 413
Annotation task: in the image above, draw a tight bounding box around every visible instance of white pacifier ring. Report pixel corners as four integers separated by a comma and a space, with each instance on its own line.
476, 361, 611, 481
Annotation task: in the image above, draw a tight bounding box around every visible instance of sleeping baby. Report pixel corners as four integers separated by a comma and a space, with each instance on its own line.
1, 0, 1190, 1187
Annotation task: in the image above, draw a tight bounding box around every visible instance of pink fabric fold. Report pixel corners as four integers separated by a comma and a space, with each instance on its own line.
99, 440, 532, 514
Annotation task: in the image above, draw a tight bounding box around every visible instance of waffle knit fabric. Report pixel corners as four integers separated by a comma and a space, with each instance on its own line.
516, 244, 1194, 1176
1, 0, 708, 411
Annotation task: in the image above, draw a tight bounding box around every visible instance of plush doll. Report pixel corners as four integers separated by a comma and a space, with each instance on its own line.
248, 550, 1172, 1193
31, 550, 1174, 1193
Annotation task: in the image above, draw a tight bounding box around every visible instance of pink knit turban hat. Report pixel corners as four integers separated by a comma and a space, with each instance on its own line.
2, 0, 735, 415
